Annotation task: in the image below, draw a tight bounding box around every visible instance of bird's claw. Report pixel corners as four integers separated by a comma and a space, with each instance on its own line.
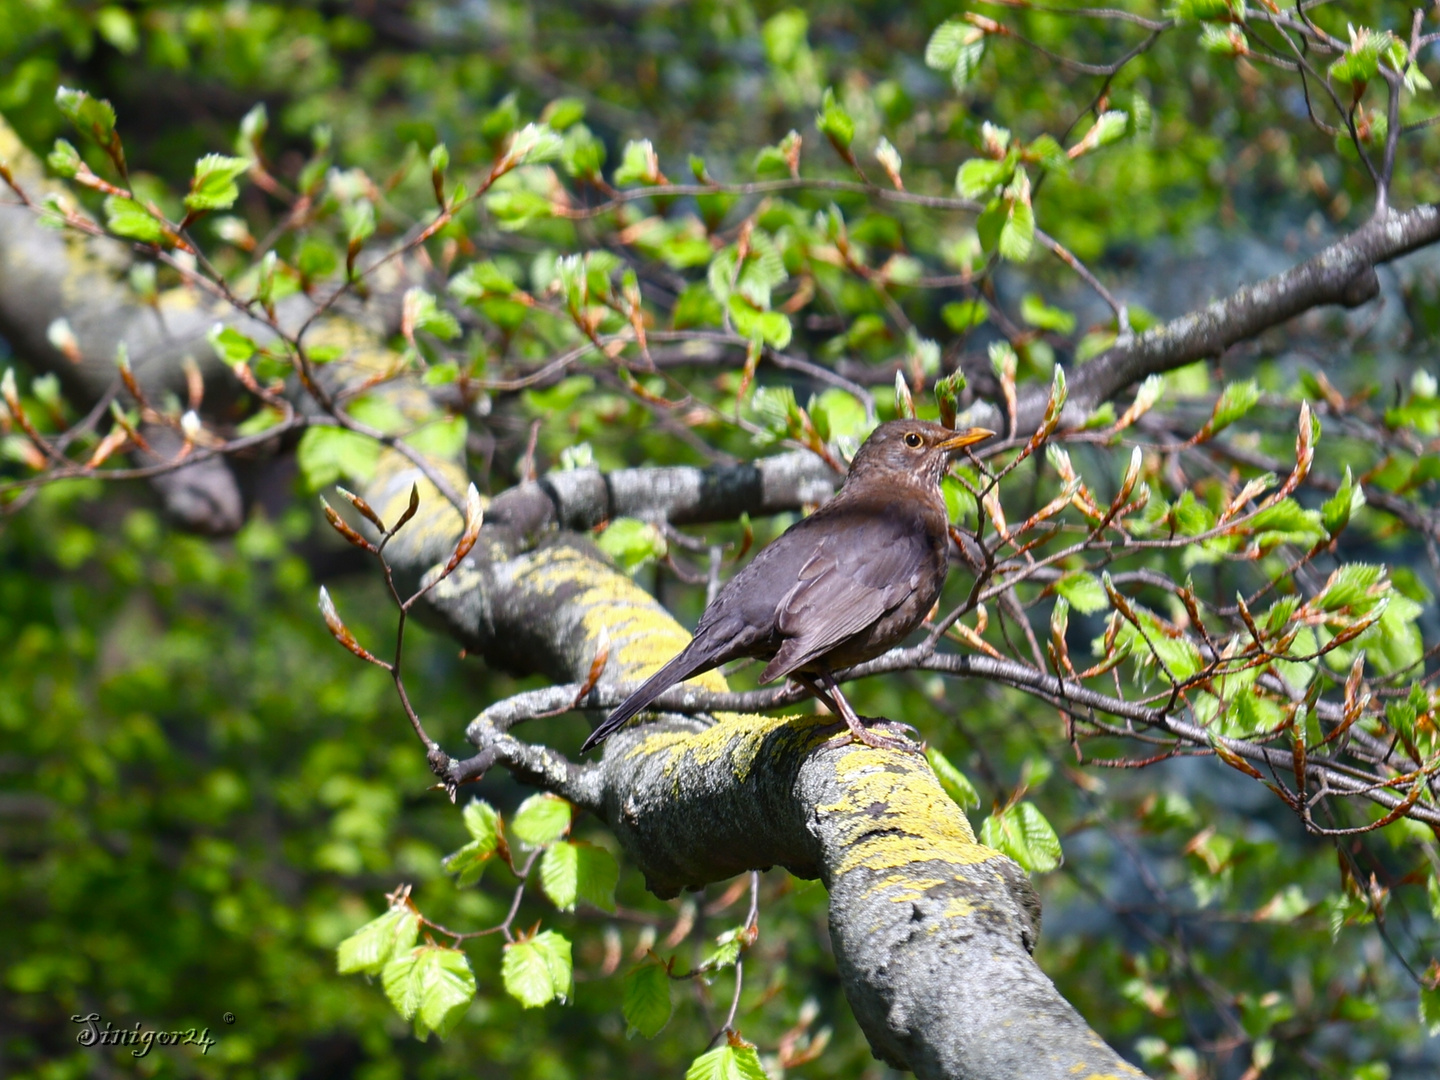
834, 715, 925, 754
857, 716, 921, 738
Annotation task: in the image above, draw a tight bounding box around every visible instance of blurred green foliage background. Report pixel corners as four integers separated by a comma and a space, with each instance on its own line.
3, 2, 1440, 1078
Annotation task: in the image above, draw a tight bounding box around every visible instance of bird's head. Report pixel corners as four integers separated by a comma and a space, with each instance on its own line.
845, 419, 994, 488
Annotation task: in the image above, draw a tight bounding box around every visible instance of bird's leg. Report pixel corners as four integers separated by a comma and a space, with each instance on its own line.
817, 671, 923, 753
792, 673, 846, 717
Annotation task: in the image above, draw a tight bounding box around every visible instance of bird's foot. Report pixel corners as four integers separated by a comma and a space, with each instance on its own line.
858, 716, 921, 739
837, 714, 925, 754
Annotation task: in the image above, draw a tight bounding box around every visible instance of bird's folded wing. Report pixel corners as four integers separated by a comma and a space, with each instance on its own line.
758, 515, 928, 682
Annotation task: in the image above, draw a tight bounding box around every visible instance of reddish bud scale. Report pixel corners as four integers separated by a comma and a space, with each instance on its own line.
321, 500, 378, 553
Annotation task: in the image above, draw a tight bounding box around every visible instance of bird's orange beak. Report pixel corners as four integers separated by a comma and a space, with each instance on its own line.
937, 427, 995, 452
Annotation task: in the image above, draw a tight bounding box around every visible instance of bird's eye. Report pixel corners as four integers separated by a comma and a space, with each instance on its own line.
903, 432, 923, 448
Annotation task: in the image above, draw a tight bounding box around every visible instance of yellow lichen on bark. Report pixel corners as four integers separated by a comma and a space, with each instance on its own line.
371, 452, 467, 535
628, 710, 832, 782
518, 545, 728, 690
0, 115, 43, 186
820, 752, 995, 881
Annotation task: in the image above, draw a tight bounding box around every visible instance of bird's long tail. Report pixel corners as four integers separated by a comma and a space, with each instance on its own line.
580, 644, 714, 752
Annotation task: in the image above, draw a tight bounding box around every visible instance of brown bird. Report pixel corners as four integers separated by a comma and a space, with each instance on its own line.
581, 420, 994, 752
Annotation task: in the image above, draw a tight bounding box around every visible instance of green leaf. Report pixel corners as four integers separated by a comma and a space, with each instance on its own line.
96, 7, 139, 54
47, 139, 81, 179
336, 903, 420, 975
540, 839, 618, 912
463, 800, 498, 852
942, 300, 987, 332
509, 793, 572, 847
1387, 39, 1433, 93
1087, 110, 1129, 149
344, 199, 376, 246
405, 415, 466, 461
185, 154, 249, 212
484, 190, 553, 231
236, 407, 286, 437
207, 325, 257, 365
623, 957, 673, 1039
1245, 499, 1327, 549
924, 20, 986, 91
1194, 24, 1234, 54
955, 156, 1014, 199
414, 948, 477, 1039
1356, 593, 1423, 675
809, 388, 870, 444
502, 930, 573, 1008
1025, 134, 1071, 176
296, 238, 338, 279
1208, 379, 1261, 436
1257, 598, 1297, 642
816, 87, 854, 149
451, 260, 519, 300
1167, 0, 1244, 19
894, 371, 917, 420
561, 123, 606, 179
501, 940, 555, 1008
979, 801, 1063, 873
442, 799, 501, 887
597, 517, 668, 574
382, 945, 477, 1039
1423, 984, 1440, 1037
998, 194, 1034, 263
751, 385, 801, 442
55, 86, 117, 145
1076, 330, 1117, 364
1329, 27, 1390, 88
729, 297, 793, 350
686, 1041, 770, 1080
884, 255, 924, 287
404, 288, 461, 341
1146, 629, 1205, 681
934, 370, 967, 429
1170, 490, 1214, 535
926, 747, 980, 808
103, 196, 164, 244
480, 92, 519, 143
631, 217, 714, 269
1021, 294, 1076, 335
673, 282, 724, 329
763, 9, 809, 66
615, 139, 662, 186
443, 838, 493, 887
702, 929, 744, 971
1322, 466, 1365, 537
753, 131, 803, 180
709, 231, 787, 309
347, 395, 408, 436
1314, 564, 1386, 613
505, 123, 564, 168
296, 427, 381, 491
1056, 571, 1108, 615
237, 102, 268, 155
1223, 687, 1284, 736
541, 97, 586, 131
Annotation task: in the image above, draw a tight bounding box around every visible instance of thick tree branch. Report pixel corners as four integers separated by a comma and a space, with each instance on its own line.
487, 452, 840, 541
1009, 203, 1440, 432
595, 716, 1142, 1080
0, 116, 248, 531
